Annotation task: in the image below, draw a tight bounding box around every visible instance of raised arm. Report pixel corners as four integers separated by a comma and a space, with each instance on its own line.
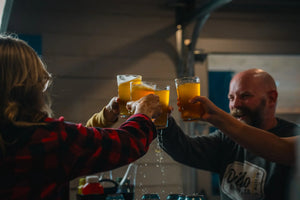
191, 96, 297, 166
86, 97, 120, 128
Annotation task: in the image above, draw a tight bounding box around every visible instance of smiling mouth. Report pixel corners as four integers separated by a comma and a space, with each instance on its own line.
232, 113, 246, 120
236, 116, 245, 120
232, 109, 246, 119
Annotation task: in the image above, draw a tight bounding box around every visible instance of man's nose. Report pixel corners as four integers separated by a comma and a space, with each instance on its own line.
230, 98, 242, 109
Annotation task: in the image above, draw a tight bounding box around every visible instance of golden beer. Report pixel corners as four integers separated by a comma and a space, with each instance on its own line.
154, 86, 170, 129
130, 82, 156, 101
175, 77, 202, 121
117, 75, 142, 118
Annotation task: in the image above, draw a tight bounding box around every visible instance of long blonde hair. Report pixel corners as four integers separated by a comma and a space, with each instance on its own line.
0, 34, 53, 154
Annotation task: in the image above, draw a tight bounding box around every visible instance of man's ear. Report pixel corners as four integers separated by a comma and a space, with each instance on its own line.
268, 90, 278, 106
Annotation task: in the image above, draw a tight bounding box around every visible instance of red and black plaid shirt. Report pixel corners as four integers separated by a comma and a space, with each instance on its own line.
0, 114, 157, 200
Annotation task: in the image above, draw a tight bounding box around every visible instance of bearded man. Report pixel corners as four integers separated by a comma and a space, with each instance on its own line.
159, 68, 300, 200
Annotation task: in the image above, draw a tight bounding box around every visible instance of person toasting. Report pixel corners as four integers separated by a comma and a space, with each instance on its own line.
159, 68, 300, 200
0, 34, 162, 200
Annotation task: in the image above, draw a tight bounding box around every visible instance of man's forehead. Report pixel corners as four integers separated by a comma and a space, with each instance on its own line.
229, 78, 258, 94
228, 88, 254, 95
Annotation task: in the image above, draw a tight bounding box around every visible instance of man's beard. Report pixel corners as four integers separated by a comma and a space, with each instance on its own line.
230, 99, 266, 128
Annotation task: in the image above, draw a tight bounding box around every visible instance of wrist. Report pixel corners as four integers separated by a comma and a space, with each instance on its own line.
209, 109, 232, 128
104, 107, 118, 123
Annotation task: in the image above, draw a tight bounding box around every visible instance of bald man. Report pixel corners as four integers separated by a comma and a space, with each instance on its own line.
159, 69, 300, 200
228, 69, 278, 130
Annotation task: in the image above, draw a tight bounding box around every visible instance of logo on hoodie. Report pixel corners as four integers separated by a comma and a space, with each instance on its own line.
221, 161, 266, 200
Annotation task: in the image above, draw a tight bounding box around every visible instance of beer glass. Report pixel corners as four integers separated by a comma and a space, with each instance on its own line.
130, 81, 156, 101
175, 76, 202, 121
117, 74, 142, 118
154, 85, 170, 129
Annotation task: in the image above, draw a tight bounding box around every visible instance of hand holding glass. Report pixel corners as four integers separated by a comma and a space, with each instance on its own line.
175, 76, 203, 121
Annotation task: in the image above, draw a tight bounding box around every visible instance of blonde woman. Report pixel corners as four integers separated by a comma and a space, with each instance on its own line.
0, 35, 161, 200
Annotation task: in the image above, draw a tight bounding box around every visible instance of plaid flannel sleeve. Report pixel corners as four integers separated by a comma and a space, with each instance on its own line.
57, 113, 157, 178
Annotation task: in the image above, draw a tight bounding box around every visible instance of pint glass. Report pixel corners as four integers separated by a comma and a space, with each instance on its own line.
154, 85, 170, 129
130, 81, 156, 101
175, 76, 202, 121
117, 74, 142, 118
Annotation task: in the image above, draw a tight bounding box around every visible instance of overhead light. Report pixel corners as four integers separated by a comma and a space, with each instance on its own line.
184, 39, 191, 46
194, 49, 205, 54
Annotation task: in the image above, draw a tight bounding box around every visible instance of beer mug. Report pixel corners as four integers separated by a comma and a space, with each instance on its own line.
130, 81, 156, 101
175, 76, 203, 121
117, 74, 142, 118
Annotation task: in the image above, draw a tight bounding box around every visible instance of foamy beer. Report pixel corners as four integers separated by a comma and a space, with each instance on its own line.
175, 76, 202, 121
154, 85, 170, 129
117, 74, 142, 118
130, 81, 156, 101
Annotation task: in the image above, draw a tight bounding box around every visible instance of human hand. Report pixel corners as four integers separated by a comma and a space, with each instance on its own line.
167, 105, 174, 115
176, 97, 182, 112
189, 96, 223, 122
126, 94, 162, 119
104, 97, 120, 123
